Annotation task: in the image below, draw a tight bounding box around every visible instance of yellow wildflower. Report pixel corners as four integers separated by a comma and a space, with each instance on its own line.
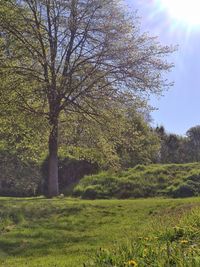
127, 259, 138, 266
180, 240, 188, 244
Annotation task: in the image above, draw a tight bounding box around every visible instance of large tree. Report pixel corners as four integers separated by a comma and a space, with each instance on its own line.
0, 0, 174, 196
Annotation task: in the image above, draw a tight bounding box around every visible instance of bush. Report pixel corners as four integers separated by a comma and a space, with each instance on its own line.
170, 174, 200, 198
171, 183, 196, 198
0, 149, 42, 197
73, 163, 200, 199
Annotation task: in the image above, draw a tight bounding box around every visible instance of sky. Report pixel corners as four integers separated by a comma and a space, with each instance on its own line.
126, 0, 200, 135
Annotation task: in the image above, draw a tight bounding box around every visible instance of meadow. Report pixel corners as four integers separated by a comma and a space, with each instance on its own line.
0, 197, 200, 266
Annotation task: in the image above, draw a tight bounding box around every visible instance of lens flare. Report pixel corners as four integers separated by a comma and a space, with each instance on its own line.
158, 0, 200, 26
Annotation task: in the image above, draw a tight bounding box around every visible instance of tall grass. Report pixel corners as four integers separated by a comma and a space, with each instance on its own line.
88, 207, 200, 266
73, 163, 200, 199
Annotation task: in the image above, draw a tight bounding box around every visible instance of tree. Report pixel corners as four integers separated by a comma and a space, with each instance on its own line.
155, 126, 189, 164
0, 0, 174, 196
165, 134, 182, 163
155, 125, 168, 163
58, 99, 160, 169
58, 100, 125, 169
116, 107, 160, 168
186, 126, 200, 162
0, 66, 49, 162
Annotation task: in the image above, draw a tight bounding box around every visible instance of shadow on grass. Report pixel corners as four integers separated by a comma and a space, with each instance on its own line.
0, 224, 96, 257
0, 200, 100, 259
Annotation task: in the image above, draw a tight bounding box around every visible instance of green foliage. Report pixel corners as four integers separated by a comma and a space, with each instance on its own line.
155, 125, 200, 164
186, 126, 200, 162
117, 107, 160, 168
73, 163, 200, 199
0, 149, 42, 196
0, 53, 49, 163
170, 174, 200, 198
0, 0, 174, 196
58, 105, 160, 170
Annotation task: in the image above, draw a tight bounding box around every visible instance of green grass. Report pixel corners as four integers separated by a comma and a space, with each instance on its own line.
73, 163, 200, 199
90, 206, 200, 266
0, 197, 200, 266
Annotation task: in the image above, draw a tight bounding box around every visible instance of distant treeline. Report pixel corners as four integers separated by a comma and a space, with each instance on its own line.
155, 125, 200, 164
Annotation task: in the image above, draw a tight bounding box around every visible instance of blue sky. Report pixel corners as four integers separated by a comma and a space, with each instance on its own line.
126, 0, 200, 135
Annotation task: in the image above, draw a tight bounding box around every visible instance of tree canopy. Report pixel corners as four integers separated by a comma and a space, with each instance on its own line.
0, 0, 174, 196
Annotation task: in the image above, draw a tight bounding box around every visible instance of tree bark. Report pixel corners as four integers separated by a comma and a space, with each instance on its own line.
48, 118, 59, 197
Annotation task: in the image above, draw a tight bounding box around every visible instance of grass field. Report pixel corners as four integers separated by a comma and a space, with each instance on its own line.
0, 197, 200, 266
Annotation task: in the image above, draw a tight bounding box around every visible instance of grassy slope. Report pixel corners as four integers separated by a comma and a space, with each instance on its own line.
0, 197, 200, 266
73, 163, 200, 199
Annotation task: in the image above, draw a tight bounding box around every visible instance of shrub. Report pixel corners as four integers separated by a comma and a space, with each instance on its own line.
0, 149, 42, 197
73, 163, 200, 199
171, 183, 195, 198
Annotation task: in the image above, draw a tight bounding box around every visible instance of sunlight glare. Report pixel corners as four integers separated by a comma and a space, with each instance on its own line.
159, 0, 200, 26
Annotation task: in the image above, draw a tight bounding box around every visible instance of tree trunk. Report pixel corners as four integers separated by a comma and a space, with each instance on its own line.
48, 118, 59, 197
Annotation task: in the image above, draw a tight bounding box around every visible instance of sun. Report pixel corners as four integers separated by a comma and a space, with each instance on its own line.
159, 0, 200, 26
